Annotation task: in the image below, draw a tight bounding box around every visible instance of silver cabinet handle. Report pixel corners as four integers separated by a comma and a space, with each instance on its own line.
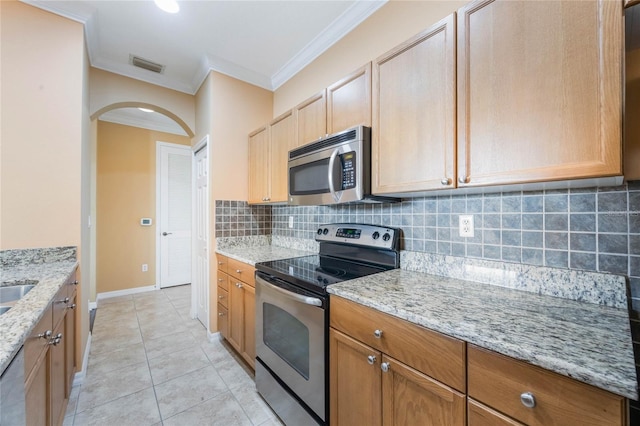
67, 303, 76, 310
49, 333, 63, 346
162, 232, 172, 236
218, 278, 224, 282
236, 269, 242, 274
235, 283, 243, 288
458, 176, 469, 184
373, 329, 383, 338
71, 280, 79, 285
56, 297, 70, 304
520, 392, 536, 408
367, 355, 376, 365
218, 312, 225, 316
38, 330, 52, 339
381, 362, 390, 372
218, 295, 224, 299
218, 261, 225, 265
441, 178, 451, 186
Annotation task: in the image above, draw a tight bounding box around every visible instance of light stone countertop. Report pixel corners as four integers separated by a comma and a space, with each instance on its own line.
0, 247, 78, 376
327, 268, 638, 400
215, 236, 315, 265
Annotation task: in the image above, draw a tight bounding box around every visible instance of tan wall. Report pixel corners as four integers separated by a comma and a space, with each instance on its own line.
625, 48, 640, 180
195, 71, 272, 332
90, 68, 196, 137
96, 121, 190, 294
273, 0, 466, 116
0, 1, 84, 249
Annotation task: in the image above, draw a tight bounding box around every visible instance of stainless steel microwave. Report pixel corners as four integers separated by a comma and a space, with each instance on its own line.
287, 126, 397, 206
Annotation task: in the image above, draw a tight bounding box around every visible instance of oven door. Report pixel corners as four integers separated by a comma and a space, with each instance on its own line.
255, 272, 327, 421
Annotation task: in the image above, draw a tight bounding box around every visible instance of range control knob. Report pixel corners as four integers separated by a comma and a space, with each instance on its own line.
382, 233, 391, 242
372, 231, 380, 240
323, 228, 329, 235
317, 228, 323, 235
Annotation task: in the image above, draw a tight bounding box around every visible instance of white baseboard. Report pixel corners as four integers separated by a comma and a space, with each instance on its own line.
96, 285, 157, 305
72, 332, 92, 386
208, 330, 221, 343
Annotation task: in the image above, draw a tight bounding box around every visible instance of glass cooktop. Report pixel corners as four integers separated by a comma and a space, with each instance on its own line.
255, 255, 389, 295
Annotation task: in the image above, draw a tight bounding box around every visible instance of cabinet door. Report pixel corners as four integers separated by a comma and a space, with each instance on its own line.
248, 126, 270, 204
330, 328, 382, 426
217, 303, 229, 339
327, 63, 372, 134
25, 349, 48, 426
242, 284, 256, 368
295, 90, 327, 147
381, 354, 465, 426
269, 110, 295, 203
228, 280, 244, 353
65, 291, 76, 396
457, 0, 622, 187
50, 320, 67, 426
468, 399, 525, 426
373, 14, 456, 194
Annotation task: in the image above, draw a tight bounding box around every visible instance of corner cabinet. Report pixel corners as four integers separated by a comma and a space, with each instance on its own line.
372, 14, 456, 195
216, 254, 255, 368
456, 0, 622, 187
330, 296, 466, 426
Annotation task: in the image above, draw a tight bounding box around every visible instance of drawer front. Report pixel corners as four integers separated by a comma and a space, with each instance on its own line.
468, 399, 524, 426
467, 345, 626, 426
24, 305, 53, 378
52, 285, 68, 330
330, 296, 466, 391
216, 254, 228, 274
217, 271, 229, 291
227, 258, 255, 287
217, 287, 229, 308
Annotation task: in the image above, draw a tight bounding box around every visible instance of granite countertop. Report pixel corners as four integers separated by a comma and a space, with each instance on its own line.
327, 267, 638, 400
0, 247, 78, 376
215, 236, 315, 265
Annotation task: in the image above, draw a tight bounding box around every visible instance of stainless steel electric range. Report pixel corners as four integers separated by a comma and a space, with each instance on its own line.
254, 223, 401, 425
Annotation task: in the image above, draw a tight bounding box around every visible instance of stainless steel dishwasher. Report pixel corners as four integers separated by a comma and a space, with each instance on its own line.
0, 347, 26, 424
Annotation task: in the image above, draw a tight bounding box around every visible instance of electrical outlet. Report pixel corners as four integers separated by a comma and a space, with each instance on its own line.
459, 215, 474, 238
288, 216, 294, 228
142, 264, 148, 272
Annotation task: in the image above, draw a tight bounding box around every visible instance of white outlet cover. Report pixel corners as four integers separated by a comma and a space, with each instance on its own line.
459, 215, 474, 238
288, 216, 294, 228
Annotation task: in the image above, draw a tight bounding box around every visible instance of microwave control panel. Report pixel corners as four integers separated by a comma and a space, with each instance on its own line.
340, 152, 356, 190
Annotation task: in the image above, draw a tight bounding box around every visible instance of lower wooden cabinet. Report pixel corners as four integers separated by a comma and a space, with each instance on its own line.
468, 399, 524, 426
216, 254, 256, 368
24, 270, 78, 426
330, 328, 465, 426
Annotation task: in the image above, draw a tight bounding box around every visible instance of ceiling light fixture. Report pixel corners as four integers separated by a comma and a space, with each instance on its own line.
138, 107, 154, 113
154, 0, 179, 14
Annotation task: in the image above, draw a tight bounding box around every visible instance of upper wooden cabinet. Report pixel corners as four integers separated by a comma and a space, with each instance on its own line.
327, 63, 372, 134
456, 0, 622, 187
372, 14, 456, 195
248, 126, 270, 204
294, 90, 327, 147
269, 110, 295, 203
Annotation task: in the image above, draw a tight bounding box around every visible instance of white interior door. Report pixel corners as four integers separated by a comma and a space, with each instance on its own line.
193, 140, 209, 327
158, 142, 192, 288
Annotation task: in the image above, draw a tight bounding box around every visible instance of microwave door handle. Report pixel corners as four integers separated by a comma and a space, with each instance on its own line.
327, 148, 340, 202
258, 277, 323, 307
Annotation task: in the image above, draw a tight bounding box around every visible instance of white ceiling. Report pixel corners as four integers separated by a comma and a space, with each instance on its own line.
24, 0, 385, 136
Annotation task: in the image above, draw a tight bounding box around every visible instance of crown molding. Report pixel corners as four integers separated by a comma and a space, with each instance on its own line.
270, 0, 387, 90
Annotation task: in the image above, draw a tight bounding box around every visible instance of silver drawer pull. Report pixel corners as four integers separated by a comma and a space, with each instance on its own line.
381, 362, 390, 372
367, 355, 376, 365
236, 269, 242, 274
520, 392, 536, 408
373, 329, 383, 338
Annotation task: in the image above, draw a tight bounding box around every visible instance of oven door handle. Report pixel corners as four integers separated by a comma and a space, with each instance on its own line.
258, 277, 323, 307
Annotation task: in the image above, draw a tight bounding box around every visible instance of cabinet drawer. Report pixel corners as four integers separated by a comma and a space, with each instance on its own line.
217, 303, 228, 338
24, 305, 53, 379
52, 284, 68, 329
330, 296, 465, 391
216, 254, 228, 274
216, 272, 229, 291
467, 345, 626, 426
227, 258, 255, 287
217, 287, 229, 308
468, 399, 524, 426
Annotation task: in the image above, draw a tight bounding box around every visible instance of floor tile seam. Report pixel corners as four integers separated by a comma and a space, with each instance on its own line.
229, 384, 268, 426
74, 382, 156, 416
153, 365, 230, 421
157, 389, 238, 423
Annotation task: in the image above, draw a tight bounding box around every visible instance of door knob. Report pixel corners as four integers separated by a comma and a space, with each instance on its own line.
162, 232, 173, 236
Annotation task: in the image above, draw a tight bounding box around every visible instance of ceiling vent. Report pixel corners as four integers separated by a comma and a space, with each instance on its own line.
129, 55, 165, 74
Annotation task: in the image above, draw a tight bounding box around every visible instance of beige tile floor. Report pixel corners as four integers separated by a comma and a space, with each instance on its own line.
63, 284, 283, 426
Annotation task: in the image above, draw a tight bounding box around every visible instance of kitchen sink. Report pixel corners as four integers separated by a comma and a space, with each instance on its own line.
0, 285, 36, 304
